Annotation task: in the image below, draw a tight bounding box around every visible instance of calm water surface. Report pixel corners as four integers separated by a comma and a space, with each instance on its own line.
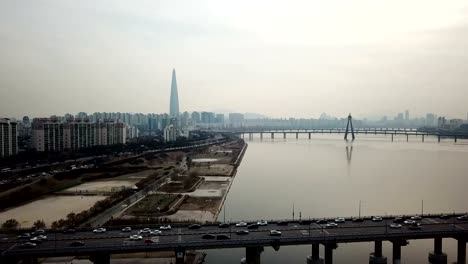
205, 134, 468, 264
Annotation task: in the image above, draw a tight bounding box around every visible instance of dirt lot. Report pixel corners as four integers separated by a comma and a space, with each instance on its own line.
188, 164, 234, 176
125, 194, 180, 216
178, 196, 222, 214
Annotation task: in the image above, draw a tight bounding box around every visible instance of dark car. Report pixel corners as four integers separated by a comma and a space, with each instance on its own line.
32, 229, 46, 235
70, 241, 85, 247
17, 233, 31, 239
202, 234, 216, 240
439, 214, 451, 219
316, 219, 327, 224
299, 220, 312, 225
216, 234, 230, 240
236, 230, 249, 235
19, 242, 37, 248
218, 223, 230, 228
456, 215, 468, 221
352, 218, 364, 223
393, 217, 405, 224
63, 229, 76, 234
408, 223, 422, 230
277, 221, 288, 226
247, 224, 259, 229
188, 224, 201, 230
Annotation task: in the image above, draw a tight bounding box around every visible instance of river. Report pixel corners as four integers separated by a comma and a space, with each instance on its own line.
204, 134, 468, 264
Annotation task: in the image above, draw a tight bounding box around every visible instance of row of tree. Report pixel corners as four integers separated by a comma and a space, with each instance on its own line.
1, 219, 45, 230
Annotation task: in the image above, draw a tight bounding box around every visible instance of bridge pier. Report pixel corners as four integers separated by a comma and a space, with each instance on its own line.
323, 243, 337, 264
407, 134, 409, 142
241, 246, 264, 264
307, 243, 324, 264
90, 253, 110, 264
455, 136, 458, 143
391, 240, 408, 264
175, 247, 185, 264
438, 135, 440, 143
296, 132, 299, 139
391, 134, 393, 142
283, 133, 286, 139
309, 132, 311, 139
422, 135, 425, 142
428, 238, 447, 264
271, 133, 274, 139
457, 238, 466, 264
260, 133, 263, 140
369, 240, 387, 264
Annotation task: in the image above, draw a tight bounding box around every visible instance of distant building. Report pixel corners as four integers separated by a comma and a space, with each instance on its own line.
405, 110, 409, 121
126, 126, 139, 140
425, 113, 436, 127
0, 118, 18, 157
22, 116, 30, 127
228, 113, 245, 128
32, 118, 126, 152
215, 114, 224, 124
169, 69, 180, 117
191, 111, 201, 123
164, 124, 177, 142
201, 112, 215, 123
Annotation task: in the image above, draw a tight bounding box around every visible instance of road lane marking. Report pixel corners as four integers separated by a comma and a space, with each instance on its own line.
322, 229, 329, 235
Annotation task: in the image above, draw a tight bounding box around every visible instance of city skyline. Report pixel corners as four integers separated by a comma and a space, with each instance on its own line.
1, 1, 468, 118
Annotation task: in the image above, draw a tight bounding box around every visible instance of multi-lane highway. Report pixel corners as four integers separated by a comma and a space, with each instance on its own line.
1, 214, 467, 259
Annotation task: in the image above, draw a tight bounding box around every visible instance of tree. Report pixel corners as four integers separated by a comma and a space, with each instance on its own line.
51, 221, 59, 229
33, 220, 46, 229
2, 219, 19, 229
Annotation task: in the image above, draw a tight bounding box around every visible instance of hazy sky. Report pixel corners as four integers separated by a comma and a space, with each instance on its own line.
1, 0, 468, 119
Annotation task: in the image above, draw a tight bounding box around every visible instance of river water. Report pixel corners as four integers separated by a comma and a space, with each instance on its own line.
204, 134, 468, 264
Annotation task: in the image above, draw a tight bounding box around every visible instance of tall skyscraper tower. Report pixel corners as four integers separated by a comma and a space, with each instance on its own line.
170, 69, 180, 117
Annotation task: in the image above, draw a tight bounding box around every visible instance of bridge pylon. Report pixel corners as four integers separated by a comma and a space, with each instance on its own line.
344, 113, 355, 141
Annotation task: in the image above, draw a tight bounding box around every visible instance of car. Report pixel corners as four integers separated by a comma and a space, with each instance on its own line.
139, 228, 152, 234
202, 234, 216, 240
188, 224, 201, 230
393, 217, 405, 223
334, 217, 346, 223
235, 222, 248, 227
144, 239, 154, 244
257, 220, 268, 226
247, 224, 259, 229
236, 230, 249, 235
130, 235, 143, 241
63, 229, 76, 234
325, 223, 338, 228
150, 230, 162, 236
93, 228, 106, 233
270, 230, 282, 236
410, 215, 422, 220
299, 220, 312, 225
277, 221, 288, 226
17, 233, 31, 239
218, 223, 230, 228
30, 235, 47, 243
408, 223, 422, 230
316, 219, 327, 224
19, 242, 37, 248
216, 234, 230, 240
352, 218, 364, 223
121, 227, 132, 232
69, 241, 85, 247
160, 225, 172, 230
439, 214, 451, 219
372, 217, 383, 222
404, 220, 416, 225
457, 215, 468, 221
32, 229, 46, 235
389, 224, 402, 229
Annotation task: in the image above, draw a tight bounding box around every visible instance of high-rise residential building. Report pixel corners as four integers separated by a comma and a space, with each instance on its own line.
215, 114, 224, 123
405, 110, 409, 121
32, 118, 65, 152
164, 124, 177, 142
170, 69, 180, 117
228, 113, 245, 128
201, 112, 215, 123
0, 118, 18, 157
191, 112, 201, 123
22, 116, 30, 127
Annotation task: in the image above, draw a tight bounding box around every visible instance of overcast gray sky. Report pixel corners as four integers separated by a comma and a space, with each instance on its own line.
1, 0, 468, 119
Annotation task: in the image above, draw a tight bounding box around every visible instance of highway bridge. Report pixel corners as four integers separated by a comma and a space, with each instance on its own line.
1, 214, 467, 264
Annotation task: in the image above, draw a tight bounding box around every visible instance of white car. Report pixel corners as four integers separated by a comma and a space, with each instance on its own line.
150, 230, 162, 235
129, 235, 143, 241
269, 230, 281, 236
325, 223, 338, 228
93, 228, 106, 233
159, 225, 171, 230
389, 224, 402, 229
257, 220, 268, 226
334, 217, 345, 223
372, 216, 383, 222
410, 215, 422, 220
139, 228, 151, 234
236, 222, 248, 227
121, 227, 132, 232
404, 220, 416, 225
